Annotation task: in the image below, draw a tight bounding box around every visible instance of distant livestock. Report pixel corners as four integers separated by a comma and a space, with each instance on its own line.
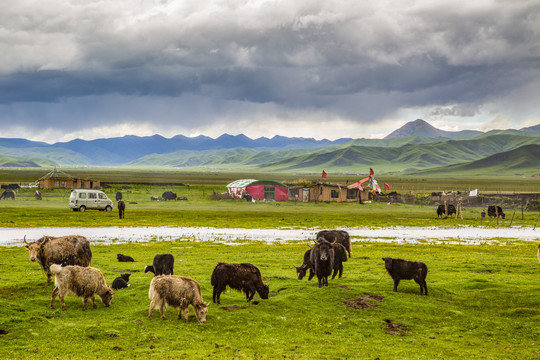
316, 230, 352, 257
296, 243, 347, 281
145, 254, 174, 276
117, 253, 135, 262
117, 200, 125, 219
211, 262, 269, 305
487, 205, 505, 219
50, 264, 114, 310
436, 204, 456, 217
24, 235, 92, 285
111, 273, 131, 290
382, 257, 428, 295
310, 238, 335, 288
162, 191, 177, 201
150, 196, 160, 201
116, 191, 123, 201
148, 275, 209, 323
34, 191, 42, 200
0, 189, 15, 200
1, 184, 19, 190
537, 245, 540, 263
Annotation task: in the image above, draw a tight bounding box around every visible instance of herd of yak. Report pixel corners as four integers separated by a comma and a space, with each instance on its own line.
22, 231, 429, 323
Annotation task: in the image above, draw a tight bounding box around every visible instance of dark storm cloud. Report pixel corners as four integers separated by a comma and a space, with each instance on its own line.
0, 0, 539, 140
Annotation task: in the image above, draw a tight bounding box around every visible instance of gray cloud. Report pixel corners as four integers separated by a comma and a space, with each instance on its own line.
0, 0, 538, 141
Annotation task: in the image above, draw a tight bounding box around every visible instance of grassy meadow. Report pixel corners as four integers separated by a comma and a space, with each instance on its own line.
0, 169, 539, 359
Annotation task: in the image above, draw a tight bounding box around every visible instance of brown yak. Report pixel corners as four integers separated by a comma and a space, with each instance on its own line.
24, 235, 92, 285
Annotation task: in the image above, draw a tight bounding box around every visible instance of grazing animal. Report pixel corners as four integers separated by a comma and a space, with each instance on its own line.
144, 254, 174, 276
0, 189, 15, 200
382, 257, 428, 295
150, 196, 160, 201
310, 238, 335, 288
487, 205, 505, 219
316, 230, 352, 257
50, 264, 114, 310
116, 191, 123, 201
162, 191, 177, 201
34, 191, 42, 200
24, 235, 92, 285
117, 253, 135, 262
537, 245, 540, 263
148, 275, 209, 323
111, 273, 131, 290
211, 262, 269, 305
436, 204, 457, 217
481, 209, 486, 218
295, 248, 313, 280
117, 200, 125, 219
331, 243, 348, 279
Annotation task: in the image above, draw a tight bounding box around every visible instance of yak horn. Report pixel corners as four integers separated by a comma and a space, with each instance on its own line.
23, 235, 28, 244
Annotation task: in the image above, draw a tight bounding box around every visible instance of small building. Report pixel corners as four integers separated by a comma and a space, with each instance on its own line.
289, 182, 370, 203
36, 168, 101, 189
226, 179, 289, 201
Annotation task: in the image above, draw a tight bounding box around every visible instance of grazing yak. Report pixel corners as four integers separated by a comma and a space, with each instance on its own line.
316, 230, 352, 257
211, 262, 269, 305
50, 264, 114, 310
117, 253, 135, 262
382, 257, 428, 295
310, 238, 335, 288
436, 204, 457, 217
487, 205, 505, 219
24, 235, 92, 285
117, 200, 125, 219
145, 254, 174, 276
34, 191, 42, 200
111, 273, 131, 290
148, 275, 209, 322
295, 243, 347, 281
0, 189, 15, 200
115, 191, 123, 201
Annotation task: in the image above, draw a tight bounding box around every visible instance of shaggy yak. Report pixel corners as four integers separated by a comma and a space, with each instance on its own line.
148, 275, 209, 323
117, 200, 125, 219
50, 264, 114, 310
436, 204, 457, 217
210, 262, 269, 305
24, 235, 92, 285
295, 243, 347, 281
117, 253, 135, 262
310, 238, 335, 288
316, 230, 352, 257
382, 257, 428, 295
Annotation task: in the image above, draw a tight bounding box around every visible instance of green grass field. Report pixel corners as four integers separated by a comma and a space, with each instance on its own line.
1, 241, 539, 359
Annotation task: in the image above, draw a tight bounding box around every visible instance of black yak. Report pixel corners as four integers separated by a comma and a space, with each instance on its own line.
117, 200, 125, 219
111, 273, 131, 290
145, 254, 174, 276
310, 238, 335, 288
487, 205, 505, 219
117, 253, 134, 262
382, 257, 428, 295
316, 230, 352, 257
436, 204, 456, 217
24, 235, 92, 285
211, 262, 269, 305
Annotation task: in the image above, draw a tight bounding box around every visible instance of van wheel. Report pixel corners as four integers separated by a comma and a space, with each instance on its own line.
79, 206, 86, 213
105, 205, 112, 212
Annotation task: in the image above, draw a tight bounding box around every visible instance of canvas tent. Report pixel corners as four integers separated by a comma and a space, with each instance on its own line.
226, 179, 289, 201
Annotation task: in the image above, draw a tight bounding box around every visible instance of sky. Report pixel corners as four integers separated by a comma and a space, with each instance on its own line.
1, 0, 539, 143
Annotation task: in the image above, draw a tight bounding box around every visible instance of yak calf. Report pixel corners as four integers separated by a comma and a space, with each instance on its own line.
382, 257, 428, 295
50, 264, 114, 310
117, 253, 134, 262
148, 275, 208, 323
211, 262, 269, 305
111, 273, 131, 290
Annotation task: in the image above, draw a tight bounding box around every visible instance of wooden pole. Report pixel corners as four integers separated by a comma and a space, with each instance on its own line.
534, 212, 540, 230
444, 200, 448, 217
509, 210, 516, 227
496, 205, 499, 226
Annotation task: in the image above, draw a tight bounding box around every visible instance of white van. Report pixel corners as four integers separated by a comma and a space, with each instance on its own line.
69, 189, 113, 212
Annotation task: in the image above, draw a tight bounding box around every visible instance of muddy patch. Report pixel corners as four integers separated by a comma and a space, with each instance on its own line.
224, 306, 241, 311
337, 285, 352, 290
342, 293, 383, 309
383, 319, 411, 335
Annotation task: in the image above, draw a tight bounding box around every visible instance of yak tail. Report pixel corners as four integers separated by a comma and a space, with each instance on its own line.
50, 264, 63, 274
210, 269, 217, 286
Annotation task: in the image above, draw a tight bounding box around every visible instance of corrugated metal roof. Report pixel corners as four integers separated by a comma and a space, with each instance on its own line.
226, 179, 258, 188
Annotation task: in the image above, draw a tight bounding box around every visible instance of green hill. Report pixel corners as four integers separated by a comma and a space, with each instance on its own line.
0, 154, 56, 167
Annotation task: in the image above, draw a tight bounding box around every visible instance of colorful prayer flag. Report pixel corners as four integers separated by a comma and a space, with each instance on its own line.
322, 170, 327, 179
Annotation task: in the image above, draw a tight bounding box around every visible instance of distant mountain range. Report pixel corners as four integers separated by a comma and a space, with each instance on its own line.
1, 120, 539, 176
